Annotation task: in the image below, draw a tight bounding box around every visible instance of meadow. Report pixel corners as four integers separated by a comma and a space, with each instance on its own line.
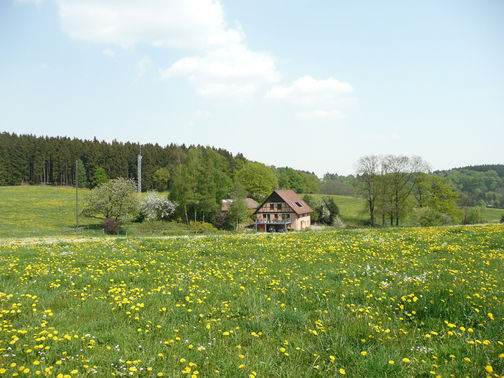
1, 186, 503, 237
0, 225, 503, 377
0, 186, 95, 238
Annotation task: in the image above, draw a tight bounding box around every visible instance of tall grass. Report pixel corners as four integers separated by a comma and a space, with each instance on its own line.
0, 225, 502, 376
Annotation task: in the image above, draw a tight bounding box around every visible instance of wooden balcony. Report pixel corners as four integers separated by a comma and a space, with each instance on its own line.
255, 218, 292, 225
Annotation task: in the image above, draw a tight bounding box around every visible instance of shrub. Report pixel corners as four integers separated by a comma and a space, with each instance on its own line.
463, 207, 486, 225
140, 192, 177, 221
188, 221, 217, 233
333, 215, 345, 228
411, 207, 446, 227
500, 214, 504, 223
101, 217, 120, 234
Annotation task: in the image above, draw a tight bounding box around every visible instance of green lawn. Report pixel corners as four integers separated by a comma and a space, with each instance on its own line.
0, 186, 502, 238
0, 225, 502, 377
303, 193, 367, 226
484, 207, 504, 223
0, 185, 98, 238
306, 193, 504, 227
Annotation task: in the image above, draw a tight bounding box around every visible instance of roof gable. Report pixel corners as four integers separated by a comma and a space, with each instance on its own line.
255, 190, 313, 215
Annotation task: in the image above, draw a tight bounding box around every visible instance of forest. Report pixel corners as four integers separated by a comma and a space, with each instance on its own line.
1, 133, 503, 224
435, 165, 504, 208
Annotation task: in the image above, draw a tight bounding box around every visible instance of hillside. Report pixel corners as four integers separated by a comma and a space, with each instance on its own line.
0, 186, 95, 237
434, 164, 504, 208
2, 186, 502, 238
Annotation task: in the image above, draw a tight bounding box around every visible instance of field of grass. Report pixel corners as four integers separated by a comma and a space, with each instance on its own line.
0, 186, 503, 238
306, 194, 367, 226
485, 208, 504, 223
308, 193, 504, 227
0, 187, 219, 238
1, 225, 503, 376
0, 186, 98, 238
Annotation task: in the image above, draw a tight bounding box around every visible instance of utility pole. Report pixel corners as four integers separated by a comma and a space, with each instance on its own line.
137, 144, 142, 197
75, 160, 79, 231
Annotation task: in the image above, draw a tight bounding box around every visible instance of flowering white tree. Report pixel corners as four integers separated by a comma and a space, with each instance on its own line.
140, 192, 177, 221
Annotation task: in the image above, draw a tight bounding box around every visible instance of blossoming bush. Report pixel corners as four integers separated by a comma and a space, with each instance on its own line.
139, 192, 177, 221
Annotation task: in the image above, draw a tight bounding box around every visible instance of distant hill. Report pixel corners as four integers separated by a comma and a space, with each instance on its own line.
434, 164, 504, 208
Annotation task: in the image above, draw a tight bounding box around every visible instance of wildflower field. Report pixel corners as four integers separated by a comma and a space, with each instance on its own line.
1, 225, 503, 377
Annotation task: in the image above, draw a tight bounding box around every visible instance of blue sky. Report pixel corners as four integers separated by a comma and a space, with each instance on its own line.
1, 0, 503, 175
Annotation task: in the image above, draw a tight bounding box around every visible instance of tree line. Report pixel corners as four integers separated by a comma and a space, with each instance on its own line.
0, 133, 322, 223
435, 165, 504, 208
356, 155, 463, 227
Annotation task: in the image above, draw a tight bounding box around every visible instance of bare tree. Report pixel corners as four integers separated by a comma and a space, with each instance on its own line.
356, 155, 381, 226
382, 155, 430, 226
357, 155, 431, 227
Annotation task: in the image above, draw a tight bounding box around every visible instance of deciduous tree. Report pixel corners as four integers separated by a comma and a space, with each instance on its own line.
82, 178, 138, 223
236, 162, 278, 202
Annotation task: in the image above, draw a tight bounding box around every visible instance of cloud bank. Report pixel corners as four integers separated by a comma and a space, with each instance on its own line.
38, 0, 355, 115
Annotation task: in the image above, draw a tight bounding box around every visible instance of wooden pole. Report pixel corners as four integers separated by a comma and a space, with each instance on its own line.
75, 160, 79, 231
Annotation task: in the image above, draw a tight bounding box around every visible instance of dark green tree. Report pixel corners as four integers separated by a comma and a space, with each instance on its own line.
152, 167, 170, 191
236, 162, 278, 202
92, 167, 109, 188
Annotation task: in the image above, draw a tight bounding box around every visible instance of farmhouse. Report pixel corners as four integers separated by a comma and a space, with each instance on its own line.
255, 190, 312, 232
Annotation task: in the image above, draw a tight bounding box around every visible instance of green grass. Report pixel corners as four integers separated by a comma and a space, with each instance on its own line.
0, 186, 224, 238
0, 225, 502, 376
303, 193, 368, 226
0, 185, 99, 238
306, 193, 504, 227
484, 207, 504, 223
0, 186, 502, 238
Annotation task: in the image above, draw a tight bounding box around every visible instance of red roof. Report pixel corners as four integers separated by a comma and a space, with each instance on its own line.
256, 190, 312, 215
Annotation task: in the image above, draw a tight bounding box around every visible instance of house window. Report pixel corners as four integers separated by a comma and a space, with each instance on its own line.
263, 214, 267, 219
295, 202, 303, 208
282, 214, 290, 220
270, 203, 274, 210
277, 203, 282, 210
274, 214, 278, 219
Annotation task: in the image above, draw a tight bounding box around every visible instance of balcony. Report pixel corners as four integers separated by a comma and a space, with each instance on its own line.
255, 218, 292, 225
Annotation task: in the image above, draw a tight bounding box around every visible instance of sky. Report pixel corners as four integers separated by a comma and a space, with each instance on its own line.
1, 0, 503, 176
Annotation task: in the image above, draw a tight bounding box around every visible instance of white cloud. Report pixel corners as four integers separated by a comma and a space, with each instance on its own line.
267, 76, 354, 106
137, 57, 151, 78
40, 0, 354, 105
296, 109, 348, 120
159, 44, 279, 99
56, 0, 243, 50
195, 109, 212, 119
102, 48, 116, 57
52, 0, 279, 100
267, 76, 355, 119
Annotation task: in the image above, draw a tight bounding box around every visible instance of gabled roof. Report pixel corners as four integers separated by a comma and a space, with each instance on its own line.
255, 190, 313, 215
